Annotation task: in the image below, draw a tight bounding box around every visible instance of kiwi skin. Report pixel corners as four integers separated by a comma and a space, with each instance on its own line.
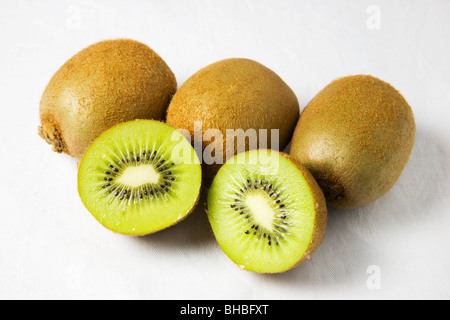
277, 153, 327, 271
290, 75, 416, 209
39, 39, 177, 158
166, 58, 300, 180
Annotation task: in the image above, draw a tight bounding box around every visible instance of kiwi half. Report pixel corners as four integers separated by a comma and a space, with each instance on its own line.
39, 39, 176, 158
207, 150, 327, 273
78, 120, 202, 235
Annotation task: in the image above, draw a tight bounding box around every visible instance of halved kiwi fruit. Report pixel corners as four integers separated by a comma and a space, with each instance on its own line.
78, 120, 202, 235
207, 150, 327, 273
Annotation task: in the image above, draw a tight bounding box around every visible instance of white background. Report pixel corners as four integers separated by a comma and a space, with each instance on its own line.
0, 0, 449, 300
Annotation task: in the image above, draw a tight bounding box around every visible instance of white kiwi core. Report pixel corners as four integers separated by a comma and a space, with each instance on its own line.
116, 164, 161, 187
244, 191, 275, 232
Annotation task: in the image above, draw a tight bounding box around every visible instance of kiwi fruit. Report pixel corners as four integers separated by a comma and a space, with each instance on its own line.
166, 58, 299, 180
39, 39, 177, 158
207, 149, 327, 273
77, 120, 202, 235
290, 75, 415, 209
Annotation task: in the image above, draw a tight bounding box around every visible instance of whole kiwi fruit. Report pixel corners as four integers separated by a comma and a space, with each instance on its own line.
39, 39, 177, 158
166, 58, 299, 179
290, 75, 415, 209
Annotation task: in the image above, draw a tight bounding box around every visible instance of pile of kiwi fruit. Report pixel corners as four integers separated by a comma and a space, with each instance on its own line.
39, 39, 415, 274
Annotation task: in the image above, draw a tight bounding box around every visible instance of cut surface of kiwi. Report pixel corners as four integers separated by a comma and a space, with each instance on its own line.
207, 150, 327, 273
78, 120, 201, 235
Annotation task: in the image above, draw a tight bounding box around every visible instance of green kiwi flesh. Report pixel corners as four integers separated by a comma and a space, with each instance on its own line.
289, 75, 415, 209
39, 39, 176, 158
78, 120, 202, 235
166, 58, 299, 180
207, 150, 327, 273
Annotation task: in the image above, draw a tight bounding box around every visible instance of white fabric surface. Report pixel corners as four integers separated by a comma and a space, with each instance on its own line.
0, 0, 449, 300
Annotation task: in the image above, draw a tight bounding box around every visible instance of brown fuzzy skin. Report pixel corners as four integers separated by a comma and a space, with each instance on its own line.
279, 152, 327, 271
290, 75, 416, 209
166, 58, 300, 179
39, 39, 177, 158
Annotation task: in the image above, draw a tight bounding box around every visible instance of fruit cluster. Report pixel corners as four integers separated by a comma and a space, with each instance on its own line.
39, 39, 415, 273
